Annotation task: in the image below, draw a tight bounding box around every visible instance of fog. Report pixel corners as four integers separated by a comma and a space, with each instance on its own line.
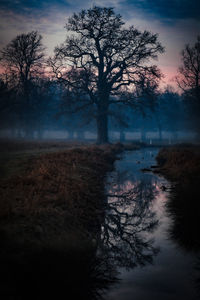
0, 84, 199, 144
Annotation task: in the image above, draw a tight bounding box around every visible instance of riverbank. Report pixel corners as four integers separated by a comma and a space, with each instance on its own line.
156, 145, 200, 252
0, 140, 139, 299
0, 142, 128, 241
156, 144, 200, 181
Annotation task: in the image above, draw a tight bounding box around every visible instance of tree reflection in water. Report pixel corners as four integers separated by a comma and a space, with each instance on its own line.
99, 170, 159, 271
0, 170, 159, 300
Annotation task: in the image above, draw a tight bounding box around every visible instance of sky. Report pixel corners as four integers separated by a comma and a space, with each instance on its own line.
0, 0, 199, 90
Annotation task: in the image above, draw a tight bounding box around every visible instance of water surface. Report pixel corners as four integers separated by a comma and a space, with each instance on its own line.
103, 148, 199, 300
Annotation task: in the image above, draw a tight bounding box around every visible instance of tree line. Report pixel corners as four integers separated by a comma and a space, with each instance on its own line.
0, 7, 199, 143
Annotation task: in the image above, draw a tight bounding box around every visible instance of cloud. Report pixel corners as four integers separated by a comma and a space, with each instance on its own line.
1, 1, 199, 23
127, 0, 200, 22
0, 1, 66, 14
0, 8, 69, 54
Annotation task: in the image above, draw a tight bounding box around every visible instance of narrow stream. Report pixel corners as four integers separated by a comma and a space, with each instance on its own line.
102, 147, 199, 300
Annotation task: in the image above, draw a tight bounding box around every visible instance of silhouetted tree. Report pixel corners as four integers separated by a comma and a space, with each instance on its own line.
50, 6, 164, 144
176, 36, 200, 137
133, 75, 159, 141
0, 79, 12, 132
176, 36, 200, 94
0, 31, 45, 138
154, 87, 182, 141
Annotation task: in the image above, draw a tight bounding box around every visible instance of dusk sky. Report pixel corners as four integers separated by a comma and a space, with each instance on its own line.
0, 0, 199, 89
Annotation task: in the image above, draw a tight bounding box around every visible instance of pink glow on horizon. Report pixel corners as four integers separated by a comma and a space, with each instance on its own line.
0, 65, 179, 91
160, 65, 178, 90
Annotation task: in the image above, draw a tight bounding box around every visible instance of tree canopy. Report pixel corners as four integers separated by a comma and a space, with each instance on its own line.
176, 36, 200, 94
0, 31, 45, 85
50, 6, 164, 143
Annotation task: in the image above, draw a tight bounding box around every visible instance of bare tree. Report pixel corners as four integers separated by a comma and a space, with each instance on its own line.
0, 31, 45, 138
176, 36, 200, 95
50, 6, 164, 144
176, 36, 200, 137
0, 31, 45, 84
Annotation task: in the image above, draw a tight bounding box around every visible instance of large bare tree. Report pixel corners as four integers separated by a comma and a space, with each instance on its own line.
50, 6, 164, 144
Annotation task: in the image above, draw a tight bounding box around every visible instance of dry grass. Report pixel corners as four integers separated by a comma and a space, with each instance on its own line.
0, 139, 92, 179
0, 141, 125, 251
156, 145, 200, 180
0, 140, 133, 299
0, 138, 88, 152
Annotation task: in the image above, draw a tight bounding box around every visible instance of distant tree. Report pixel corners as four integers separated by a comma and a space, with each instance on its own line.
29, 77, 57, 139
160, 88, 182, 140
0, 79, 11, 131
133, 75, 159, 141
176, 36, 200, 94
50, 6, 164, 144
176, 36, 200, 137
0, 31, 45, 86
0, 79, 8, 112
0, 31, 45, 138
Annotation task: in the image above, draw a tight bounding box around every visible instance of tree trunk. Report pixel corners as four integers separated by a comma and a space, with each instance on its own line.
76, 130, 85, 140
141, 124, 146, 142
158, 123, 162, 141
37, 129, 44, 140
172, 130, 178, 141
68, 130, 75, 140
119, 130, 125, 142
96, 104, 109, 144
25, 127, 34, 139
16, 128, 22, 139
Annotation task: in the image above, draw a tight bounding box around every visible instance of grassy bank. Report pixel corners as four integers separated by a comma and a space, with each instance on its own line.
156, 145, 200, 181
0, 140, 131, 299
0, 141, 126, 242
156, 145, 200, 252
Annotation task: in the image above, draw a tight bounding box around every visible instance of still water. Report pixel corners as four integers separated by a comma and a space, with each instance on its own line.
102, 148, 200, 300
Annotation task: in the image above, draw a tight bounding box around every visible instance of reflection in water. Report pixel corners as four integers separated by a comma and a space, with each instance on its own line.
166, 180, 200, 252
105, 149, 200, 300
100, 171, 159, 270
166, 178, 200, 296
0, 151, 160, 300
0, 246, 118, 300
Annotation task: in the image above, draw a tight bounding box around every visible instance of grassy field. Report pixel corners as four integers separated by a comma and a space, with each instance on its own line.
0, 139, 93, 179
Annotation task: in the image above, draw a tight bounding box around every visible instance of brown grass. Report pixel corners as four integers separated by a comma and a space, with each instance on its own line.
156, 145, 200, 181
0, 141, 125, 252
0, 140, 135, 299
0, 139, 92, 179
